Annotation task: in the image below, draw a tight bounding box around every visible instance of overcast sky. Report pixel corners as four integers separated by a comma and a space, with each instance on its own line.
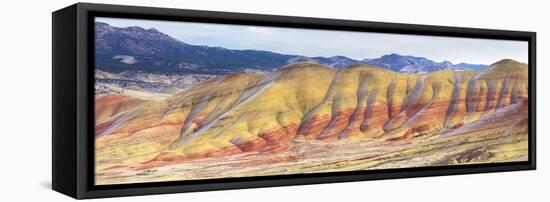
97, 17, 528, 65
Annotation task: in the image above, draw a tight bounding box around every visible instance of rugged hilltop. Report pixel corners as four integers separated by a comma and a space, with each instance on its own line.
95, 59, 529, 184
95, 22, 486, 74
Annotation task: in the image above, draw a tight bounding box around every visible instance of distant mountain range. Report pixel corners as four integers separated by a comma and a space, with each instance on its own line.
95, 22, 486, 74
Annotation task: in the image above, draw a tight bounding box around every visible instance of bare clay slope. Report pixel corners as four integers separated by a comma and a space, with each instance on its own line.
94, 59, 528, 184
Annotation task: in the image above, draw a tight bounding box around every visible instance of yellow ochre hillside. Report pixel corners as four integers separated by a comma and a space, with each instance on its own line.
94, 59, 529, 185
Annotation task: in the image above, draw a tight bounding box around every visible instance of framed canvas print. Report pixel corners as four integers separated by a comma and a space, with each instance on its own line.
52, 3, 536, 199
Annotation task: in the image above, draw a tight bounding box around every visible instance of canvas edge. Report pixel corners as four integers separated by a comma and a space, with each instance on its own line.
52, 3, 78, 199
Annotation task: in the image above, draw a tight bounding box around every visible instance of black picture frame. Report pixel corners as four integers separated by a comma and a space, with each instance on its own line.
52, 2, 536, 199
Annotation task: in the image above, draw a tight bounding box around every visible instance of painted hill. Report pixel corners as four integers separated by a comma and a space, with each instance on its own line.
94, 59, 528, 184
95, 22, 486, 74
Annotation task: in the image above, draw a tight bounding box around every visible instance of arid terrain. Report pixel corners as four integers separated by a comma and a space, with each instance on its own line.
94, 59, 529, 185
95, 70, 215, 100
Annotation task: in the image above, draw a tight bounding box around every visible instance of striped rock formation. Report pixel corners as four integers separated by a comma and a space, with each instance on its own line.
94, 59, 529, 184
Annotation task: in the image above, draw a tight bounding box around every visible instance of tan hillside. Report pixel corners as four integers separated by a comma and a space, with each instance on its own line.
94, 60, 529, 185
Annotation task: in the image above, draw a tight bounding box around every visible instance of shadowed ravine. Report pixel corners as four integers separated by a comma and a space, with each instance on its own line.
94, 59, 529, 185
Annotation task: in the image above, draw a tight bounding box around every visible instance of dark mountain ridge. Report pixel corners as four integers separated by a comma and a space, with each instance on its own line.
95, 22, 487, 74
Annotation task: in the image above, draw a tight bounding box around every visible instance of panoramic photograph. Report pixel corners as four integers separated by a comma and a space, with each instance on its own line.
93, 17, 529, 185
